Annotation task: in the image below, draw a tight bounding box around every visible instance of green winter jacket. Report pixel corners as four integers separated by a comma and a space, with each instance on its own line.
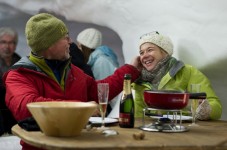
132, 60, 222, 120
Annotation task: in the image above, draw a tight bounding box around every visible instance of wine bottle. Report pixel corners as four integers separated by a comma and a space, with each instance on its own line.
119, 74, 134, 128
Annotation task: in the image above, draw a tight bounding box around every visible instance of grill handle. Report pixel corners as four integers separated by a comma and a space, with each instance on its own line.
189, 92, 206, 99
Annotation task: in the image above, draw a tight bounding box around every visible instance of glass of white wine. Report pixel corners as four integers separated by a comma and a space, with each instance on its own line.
189, 84, 201, 126
97, 83, 109, 130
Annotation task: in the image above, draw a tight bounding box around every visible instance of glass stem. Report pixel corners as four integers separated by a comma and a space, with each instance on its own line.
101, 114, 105, 128
192, 115, 196, 124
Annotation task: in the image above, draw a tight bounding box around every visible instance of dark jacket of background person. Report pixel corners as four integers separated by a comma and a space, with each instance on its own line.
69, 42, 94, 78
0, 53, 20, 135
0, 27, 21, 135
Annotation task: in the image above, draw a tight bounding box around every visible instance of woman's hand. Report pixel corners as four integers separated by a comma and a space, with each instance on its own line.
130, 56, 143, 72
196, 99, 211, 120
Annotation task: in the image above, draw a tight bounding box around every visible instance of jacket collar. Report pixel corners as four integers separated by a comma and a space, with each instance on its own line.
133, 58, 185, 89
169, 60, 185, 77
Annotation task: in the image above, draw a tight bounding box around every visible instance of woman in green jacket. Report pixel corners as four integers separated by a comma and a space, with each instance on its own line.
132, 31, 222, 120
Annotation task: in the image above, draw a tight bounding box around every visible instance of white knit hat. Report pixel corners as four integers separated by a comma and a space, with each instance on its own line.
139, 31, 173, 55
77, 28, 102, 49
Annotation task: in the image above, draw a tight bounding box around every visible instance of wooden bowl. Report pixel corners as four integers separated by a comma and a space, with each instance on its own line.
27, 101, 97, 137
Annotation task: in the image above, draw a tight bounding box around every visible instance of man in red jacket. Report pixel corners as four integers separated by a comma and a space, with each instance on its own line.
3, 13, 142, 149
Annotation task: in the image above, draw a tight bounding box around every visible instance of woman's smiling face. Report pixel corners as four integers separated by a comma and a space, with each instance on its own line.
139, 42, 168, 71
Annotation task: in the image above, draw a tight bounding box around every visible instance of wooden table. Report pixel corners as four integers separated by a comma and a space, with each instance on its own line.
12, 118, 227, 150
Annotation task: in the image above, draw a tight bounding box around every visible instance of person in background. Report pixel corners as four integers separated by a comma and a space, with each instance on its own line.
132, 31, 222, 120
77, 28, 119, 79
69, 42, 94, 78
76, 28, 120, 116
0, 27, 20, 135
3, 13, 142, 150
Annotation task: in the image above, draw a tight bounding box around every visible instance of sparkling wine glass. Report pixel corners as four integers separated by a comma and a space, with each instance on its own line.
97, 83, 109, 130
189, 84, 201, 126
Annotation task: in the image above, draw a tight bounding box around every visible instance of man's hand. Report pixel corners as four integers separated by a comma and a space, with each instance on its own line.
87, 101, 101, 117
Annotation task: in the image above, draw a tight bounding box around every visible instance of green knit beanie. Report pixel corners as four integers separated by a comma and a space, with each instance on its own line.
25, 13, 68, 53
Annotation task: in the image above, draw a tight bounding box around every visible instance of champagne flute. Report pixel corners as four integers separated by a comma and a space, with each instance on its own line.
97, 83, 109, 130
189, 84, 201, 126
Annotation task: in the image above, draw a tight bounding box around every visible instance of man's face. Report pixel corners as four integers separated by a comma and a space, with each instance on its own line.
43, 34, 72, 61
0, 34, 17, 59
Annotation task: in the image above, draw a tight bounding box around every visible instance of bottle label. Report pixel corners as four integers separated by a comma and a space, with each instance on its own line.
119, 113, 131, 125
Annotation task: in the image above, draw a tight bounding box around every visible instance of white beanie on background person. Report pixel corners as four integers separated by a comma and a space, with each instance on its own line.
77, 28, 102, 49
139, 31, 173, 56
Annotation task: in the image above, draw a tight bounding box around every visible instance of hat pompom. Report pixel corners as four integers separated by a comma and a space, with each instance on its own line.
77, 28, 102, 49
139, 32, 173, 55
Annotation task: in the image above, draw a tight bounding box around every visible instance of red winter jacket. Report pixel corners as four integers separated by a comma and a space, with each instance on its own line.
3, 57, 140, 121
3, 56, 140, 150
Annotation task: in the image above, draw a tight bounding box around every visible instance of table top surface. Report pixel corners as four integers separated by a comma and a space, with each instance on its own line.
12, 118, 227, 150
